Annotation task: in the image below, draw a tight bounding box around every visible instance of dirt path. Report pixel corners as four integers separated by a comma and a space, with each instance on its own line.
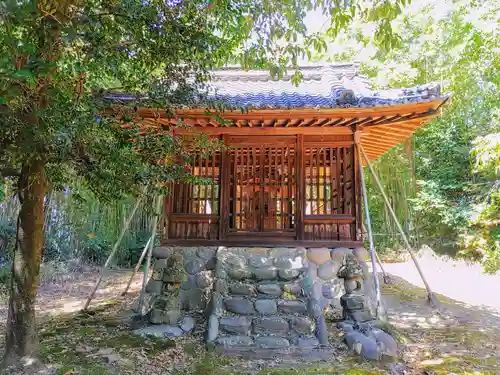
0, 264, 498, 375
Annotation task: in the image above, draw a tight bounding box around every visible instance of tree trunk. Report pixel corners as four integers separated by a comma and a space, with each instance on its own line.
3, 159, 47, 365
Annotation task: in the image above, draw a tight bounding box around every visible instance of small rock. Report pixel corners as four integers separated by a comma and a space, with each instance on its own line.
322, 279, 342, 299
255, 299, 278, 315
278, 269, 300, 280
307, 248, 331, 265
152, 247, 170, 258
254, 336, 290, 349
257, 283, 282, 296
290, 316, 314, 335
230, 283, 255, 296
180, 316, 196, 332
133, 325, 183, 338
216, 335, 253, 347
277, 300, 307, 314
184, 258, 207, 275
196, 271, 214, 289
220, 316, 252, 335
252, 267, 278, 280
318, 260, 341, 280
253, 317, 289, 335
224, 297, 255, 315
118, 358, 135, 368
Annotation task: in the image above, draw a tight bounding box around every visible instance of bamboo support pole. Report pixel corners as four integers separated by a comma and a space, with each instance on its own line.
137, 194, 163, 315
362, 222, 392, 284
121, 236, 152, 296
83, 186, 147, 311
357, 142, 440, 307
355, 143, 382, 318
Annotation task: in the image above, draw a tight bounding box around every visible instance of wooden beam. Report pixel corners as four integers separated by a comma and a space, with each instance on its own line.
137, 99, 445, 120
173, 127, 354, 135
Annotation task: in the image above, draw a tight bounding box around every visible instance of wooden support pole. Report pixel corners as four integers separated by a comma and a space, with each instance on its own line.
121, 236, 152, 296
355, 140, 382, 318
137, 194, 163, 315
83, 185, 148, 311
357, 142, 440, 307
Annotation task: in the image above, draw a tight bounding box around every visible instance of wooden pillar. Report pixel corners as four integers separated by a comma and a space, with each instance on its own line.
296, 134, 305, 240
219, 135, 230, 240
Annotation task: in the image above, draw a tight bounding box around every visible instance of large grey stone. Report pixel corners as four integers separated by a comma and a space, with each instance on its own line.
180, 316, 196, 332
196, 247, 217, 260
330, 247, 352, 262
196, 271, 214, 289
315, 315, 329, 346
134, 324, 184, 338
290, 317, 314, 335
205, 291, 225, 317
230, 283, 255, 296
145, 280, 163, 294
253, 317, 289, 335
206, 315, 219, 343
338, 321, 355, 333
153, 258, 169, 270
152, 247, 170, 259
249, 255, 273, 268
184, 258, 206, 275
277, 300, 307, 314
215, 279, 228, 294
180, 288, 207, 310
368, 329, 398, 358
220, 316, 252, 335
273, 256, 294, 268
224, 297, 255, 315
224, 254, 246, 268
252, 267, 278, 280
283, 282, 303, 297
278, 269, 300, 280
307, 298, 322, 318
353, 247, 369, 262
255, 299, 278, 315
216, 335, 253, 347
257, 283, 282, 296
254, 337, 290, 349
344, 332, 380, 360
293, 337, 319, 349
307, 248, 331, 265
318, 260, 341, 280
180, 276, 196, 290
227, 267, 251, 280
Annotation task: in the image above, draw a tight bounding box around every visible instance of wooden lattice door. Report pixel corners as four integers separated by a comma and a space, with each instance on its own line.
227, 136, 296, 236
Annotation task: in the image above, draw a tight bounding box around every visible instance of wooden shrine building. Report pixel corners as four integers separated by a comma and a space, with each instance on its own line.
132, 64, 447, 248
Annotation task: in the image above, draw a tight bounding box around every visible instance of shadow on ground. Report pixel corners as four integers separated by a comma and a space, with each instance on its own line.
0, 268, 498, 375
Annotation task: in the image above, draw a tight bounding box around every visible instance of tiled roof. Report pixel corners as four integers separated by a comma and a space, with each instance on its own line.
205, 63, 443, 109
103, 63, 444, 109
